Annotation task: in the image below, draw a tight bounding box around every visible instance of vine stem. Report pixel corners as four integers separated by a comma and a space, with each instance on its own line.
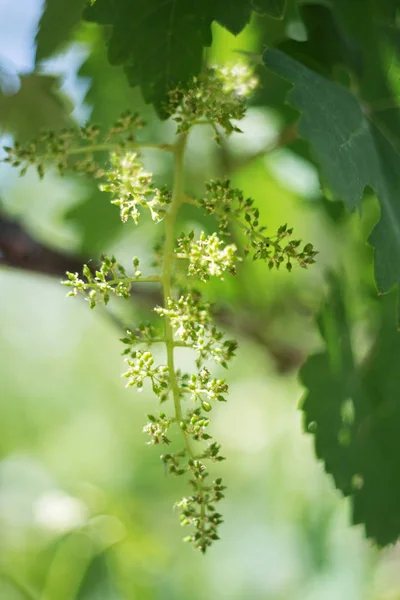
162, 133, 191, 443
161, 133, 206, 525
182, 195, 284, 253
66, 141, 174, 155
83, 275, 162, 288
32, 142, 174, 165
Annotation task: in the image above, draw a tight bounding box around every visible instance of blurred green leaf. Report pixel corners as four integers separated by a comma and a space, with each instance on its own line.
35, 0, 87, 62
327, 0, 400, 140
263, 49, 400, 315
0, 74, 72, 139
65, 183, 124, 254
76, 552, 116, 600
300, 274, 400, 546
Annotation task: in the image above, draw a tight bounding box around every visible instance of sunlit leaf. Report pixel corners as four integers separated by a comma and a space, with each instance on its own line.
263, 49, 400, 318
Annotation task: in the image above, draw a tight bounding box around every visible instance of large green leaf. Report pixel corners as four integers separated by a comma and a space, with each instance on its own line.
263, 49, 400, 314
35, 0, 87, 62
83, 0, 290, 114
83, 0, 216, 115
213, 0, 252, 35
300, 275, 400, 546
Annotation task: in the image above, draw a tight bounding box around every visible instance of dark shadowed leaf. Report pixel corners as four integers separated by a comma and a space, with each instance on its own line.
83, 0, 255, 115
83, 0, 213, 115
277, 4, 363, 78
214, 0, 252, 35
300, 274, 400, 546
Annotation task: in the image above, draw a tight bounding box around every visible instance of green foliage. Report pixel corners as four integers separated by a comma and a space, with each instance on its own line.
263, 49, 400, 317
0, 75, 72, 139
82, 0, 215, 115
82, 0, 289, 113
300, 275, 400, 546
276, 4, 363, 77
35, 0, 87, 62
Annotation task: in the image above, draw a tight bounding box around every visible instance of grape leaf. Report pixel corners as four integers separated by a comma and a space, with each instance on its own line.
213, 0, 252, 35
83, 0, 290, 114
263, 49, 400, 317
83, 0, 216, 116
252, 0, 286, 19
300, 274, 400, 546
35, 0, 87, 62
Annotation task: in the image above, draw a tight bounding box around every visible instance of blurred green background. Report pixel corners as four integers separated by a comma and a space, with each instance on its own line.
0, 1, 399, 598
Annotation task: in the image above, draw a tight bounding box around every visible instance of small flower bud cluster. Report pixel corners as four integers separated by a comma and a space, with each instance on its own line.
104, 111, 145, 141
120, 322, 161, 348
182, 367, 228, 411
167, 64, 258, 142
143, 413, 172, 445
100, 152, 171, 224
176, 231, 239, 281
161, 450, 187, 476
176, 477, 226, 552
62, 255, 143, 308
123, 349, 170, 397
2, 111, 144, 179
155, 294, 237, 368
199, 179, 318, 270
182, 408, 211, 441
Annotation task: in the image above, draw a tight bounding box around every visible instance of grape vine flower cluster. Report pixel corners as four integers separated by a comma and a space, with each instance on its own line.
167, 63, 258, 142
155, 294, 237, 368
199, 179, 318, 271
3, 62, 316, 552
101, 151, 171, 223
176, 231, 239, 281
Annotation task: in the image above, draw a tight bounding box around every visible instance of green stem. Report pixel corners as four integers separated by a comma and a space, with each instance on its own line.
182, 196, 283, 253
162, 133, 207, 537
65, 142, 174, 156
94, 275, 161, 286
162, 133, 189, 430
